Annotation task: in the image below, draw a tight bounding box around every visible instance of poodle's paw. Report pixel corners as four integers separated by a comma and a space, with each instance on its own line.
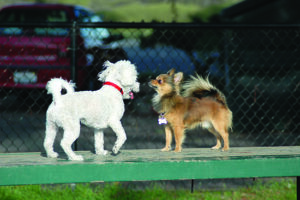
111, 151, 121, 156
69, 154, 84, 161
96, 150, 108, 156
47, 152, 59, 158
112, 146, 120, 154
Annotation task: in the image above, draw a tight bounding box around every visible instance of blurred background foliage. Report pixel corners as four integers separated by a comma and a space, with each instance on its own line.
1, 0, 242, 22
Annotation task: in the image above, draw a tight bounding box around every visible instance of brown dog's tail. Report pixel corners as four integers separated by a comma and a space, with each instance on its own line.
182, 75, 228, 107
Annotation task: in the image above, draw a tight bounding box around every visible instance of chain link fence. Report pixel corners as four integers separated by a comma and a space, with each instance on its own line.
0, 22, 299, 154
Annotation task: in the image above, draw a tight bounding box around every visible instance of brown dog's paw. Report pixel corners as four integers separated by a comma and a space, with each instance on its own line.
161, 146, 171, 152
221, 147, 229, 151
211, 145, 221, 150
174, 147, 182, 152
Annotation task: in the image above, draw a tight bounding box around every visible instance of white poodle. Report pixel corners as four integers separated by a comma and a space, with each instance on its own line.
44, 60, 139, 161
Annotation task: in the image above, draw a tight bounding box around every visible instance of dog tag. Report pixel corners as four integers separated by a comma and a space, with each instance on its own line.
158, 113, 168, 125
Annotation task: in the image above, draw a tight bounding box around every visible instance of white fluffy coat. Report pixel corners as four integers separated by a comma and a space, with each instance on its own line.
44, 60, 139, 160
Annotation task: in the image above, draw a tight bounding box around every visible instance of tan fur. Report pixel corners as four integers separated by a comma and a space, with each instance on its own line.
183, 75, 228, 107
150, 69, 232, 152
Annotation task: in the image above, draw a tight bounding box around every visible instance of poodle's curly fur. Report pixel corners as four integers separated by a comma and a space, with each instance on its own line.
44, 60, 139, 160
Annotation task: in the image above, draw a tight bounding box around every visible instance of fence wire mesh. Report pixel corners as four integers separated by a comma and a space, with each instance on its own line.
0, 23, 299, 153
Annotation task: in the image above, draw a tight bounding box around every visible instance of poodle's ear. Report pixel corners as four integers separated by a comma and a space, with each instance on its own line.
98, 60, 114, 82
174, 72, 183, 84
167, 68, 175, 76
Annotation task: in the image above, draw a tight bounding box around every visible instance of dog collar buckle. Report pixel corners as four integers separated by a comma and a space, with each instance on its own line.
103, 82, 124, 95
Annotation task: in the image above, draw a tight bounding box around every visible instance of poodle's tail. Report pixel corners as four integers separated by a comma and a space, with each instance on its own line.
46, 78, 75, 105
182, 75, 228, 107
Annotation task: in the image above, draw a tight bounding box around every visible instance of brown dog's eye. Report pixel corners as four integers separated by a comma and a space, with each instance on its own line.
158, 79, 162, 84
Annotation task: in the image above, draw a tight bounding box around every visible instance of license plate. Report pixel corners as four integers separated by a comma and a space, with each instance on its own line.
13, 71, 37, 84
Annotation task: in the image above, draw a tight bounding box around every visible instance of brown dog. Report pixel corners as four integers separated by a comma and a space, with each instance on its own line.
149, 69, 232, 152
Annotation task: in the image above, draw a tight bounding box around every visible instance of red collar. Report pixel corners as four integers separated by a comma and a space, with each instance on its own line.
103, 82, 123, 95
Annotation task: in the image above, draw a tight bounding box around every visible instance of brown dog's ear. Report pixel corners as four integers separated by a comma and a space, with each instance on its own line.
174, 72, 183, 84
167, 68, 175, 76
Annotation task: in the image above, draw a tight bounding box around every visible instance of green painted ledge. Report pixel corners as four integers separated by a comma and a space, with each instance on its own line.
0, 147, 300, 186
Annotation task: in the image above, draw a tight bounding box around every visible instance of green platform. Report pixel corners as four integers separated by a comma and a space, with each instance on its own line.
1, 147, 300, 186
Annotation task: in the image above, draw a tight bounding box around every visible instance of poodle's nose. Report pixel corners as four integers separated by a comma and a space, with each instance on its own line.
132, 82, 140, 92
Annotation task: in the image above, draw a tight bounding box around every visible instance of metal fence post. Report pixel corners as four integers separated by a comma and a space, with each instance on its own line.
223, 30, 230, 92
70, 21, 78, 86
70, 20, 78, 151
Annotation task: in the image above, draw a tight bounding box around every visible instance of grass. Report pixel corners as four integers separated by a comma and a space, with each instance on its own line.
1, 0, 244, 23
100, 2, 200, 22
0, 178, 296, 200
0, 0, 241, 22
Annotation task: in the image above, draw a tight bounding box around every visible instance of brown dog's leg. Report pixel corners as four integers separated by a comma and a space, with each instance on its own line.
211, 120, 230, 151
161, 125, 172, 151
208, 127, 222, 150
221, 130, 230, 151
173, 126, 185, 152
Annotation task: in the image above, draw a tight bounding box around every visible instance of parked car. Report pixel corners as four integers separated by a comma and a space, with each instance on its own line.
0, 3, 126, 90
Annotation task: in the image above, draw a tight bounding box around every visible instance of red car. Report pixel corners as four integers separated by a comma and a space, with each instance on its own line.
0, 3, 122, 90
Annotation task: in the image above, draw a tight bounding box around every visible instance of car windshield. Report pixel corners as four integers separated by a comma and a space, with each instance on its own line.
0, 7, 110, 46
0, 9, 68, 22
80, 15, 110, 48
0, 8, 69, 36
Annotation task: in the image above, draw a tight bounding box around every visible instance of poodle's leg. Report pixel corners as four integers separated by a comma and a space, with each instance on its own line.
60, 122, 83, 161
44, 120, 59, 158
109, 120, 127, 155
94, 129, 108, 155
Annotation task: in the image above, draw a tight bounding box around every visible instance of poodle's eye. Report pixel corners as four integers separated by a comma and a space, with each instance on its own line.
157, 79, 162, 84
